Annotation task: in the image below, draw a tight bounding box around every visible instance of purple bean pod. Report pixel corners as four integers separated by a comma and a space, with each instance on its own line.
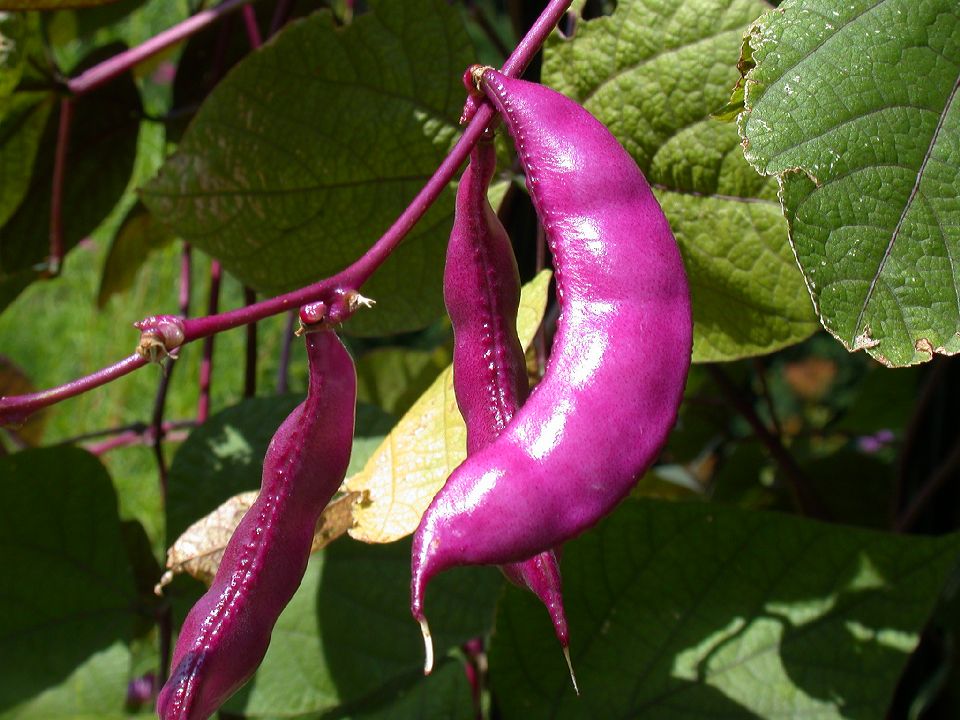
157, 314, 357, 720
435, 136, 574, 684
412, 66, 692, 645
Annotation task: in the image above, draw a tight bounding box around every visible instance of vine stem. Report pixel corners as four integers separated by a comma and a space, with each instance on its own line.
707, 365, 830, 520
47, 98, 73, 276
894, 440, 960, 533
67, 0, 254, 96
268, 0, 295, 36
197, 261, 223, 423
242, 4, 263, 48
0, 0, 574, 424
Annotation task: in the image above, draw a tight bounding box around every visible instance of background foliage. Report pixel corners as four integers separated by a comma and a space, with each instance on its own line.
0, 0, 957, 718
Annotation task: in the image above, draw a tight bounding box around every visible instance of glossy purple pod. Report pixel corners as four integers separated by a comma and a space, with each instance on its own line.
412, 68, 692, 620
157, 328, 356, 720
437, 138, 572, 673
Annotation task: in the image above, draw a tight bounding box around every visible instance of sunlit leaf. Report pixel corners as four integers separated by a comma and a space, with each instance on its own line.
739, 0, 960, 366
543, 0, 818, 362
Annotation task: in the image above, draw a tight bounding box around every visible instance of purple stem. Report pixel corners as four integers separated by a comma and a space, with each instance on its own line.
242, 4, 262, 48
197, 261, 223, 423
87, 428, 189, 456
268, 0, 295, 37
895, 440, 960, 532
179, 243, 193, 316
47, 98, 73, 276
0, 355, 147, 424
67, 0, 253, 96
708, 365, 829, 520
0, 0, 574, 424
150, 359, 175, 490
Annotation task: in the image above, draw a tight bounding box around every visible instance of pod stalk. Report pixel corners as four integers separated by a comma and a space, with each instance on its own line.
419, 618, 434, 675
562, 645, 579, 696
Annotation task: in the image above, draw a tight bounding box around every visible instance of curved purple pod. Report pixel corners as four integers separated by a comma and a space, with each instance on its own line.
439, 138, 572, 676
157, 328, 356, 720
412, 68, 692, 623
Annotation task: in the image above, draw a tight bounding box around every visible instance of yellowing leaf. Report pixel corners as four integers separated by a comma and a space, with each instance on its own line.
347, 270, 552, 543
156, 491, 361, 592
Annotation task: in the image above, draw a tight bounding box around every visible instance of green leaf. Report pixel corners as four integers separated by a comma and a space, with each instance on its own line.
356, 346, 450, 417
340, 658, 474, 719
739, 0, 960, 367
0, 11, 30, 100
142, 0, 477, 336
542, 0, 818, 362
0, 447, 138, 718
0, 92, 53, 229
490, 499, 960, 718
223, 539, 500, 717
96, 201, 175, 307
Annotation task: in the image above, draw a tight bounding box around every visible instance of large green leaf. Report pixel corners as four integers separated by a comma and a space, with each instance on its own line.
222, 539, 500, 717
739, 0, 960, 367
543, 0, 818, 363
0, 447, 138, 718
490, 499, 960, 718
142, 0, 476, 336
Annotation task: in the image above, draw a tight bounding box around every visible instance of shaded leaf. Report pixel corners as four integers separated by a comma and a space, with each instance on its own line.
739, 0, 960, 366
490, 499, 960, 718
0, 91, 53, 229
346, 270, 551, 543
355, 346, 450, 417
96, 201, 175, 307
0, 447, 138, 718
142, 0, 477, 336
542, 0, 818, 362
222, 538, 501, 717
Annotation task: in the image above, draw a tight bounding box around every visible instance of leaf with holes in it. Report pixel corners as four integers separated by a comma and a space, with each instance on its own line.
141, 0, 476, 337
739, 0, 960, 367
543, 0, 818, 363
